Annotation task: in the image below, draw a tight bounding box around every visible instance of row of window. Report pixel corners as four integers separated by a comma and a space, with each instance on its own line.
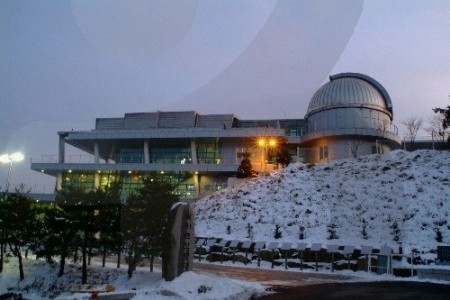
115, 142, 221, 165
61, 171, 225, 199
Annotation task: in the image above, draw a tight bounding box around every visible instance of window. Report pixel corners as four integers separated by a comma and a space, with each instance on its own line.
197, 141, 221, 164
372, 145, 382, 154
118, 148, 144, 163
372, 145, 377, 154
62, 171, 95, 191
151, 146, 191, 164
320, 146, 329, 160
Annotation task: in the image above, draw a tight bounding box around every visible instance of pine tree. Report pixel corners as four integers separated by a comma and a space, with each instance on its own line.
236, 150, 256, 178
1, 191, 37, 280
275, 137, 291, 167
274, 224, 282, 239
122, 177, 178, 278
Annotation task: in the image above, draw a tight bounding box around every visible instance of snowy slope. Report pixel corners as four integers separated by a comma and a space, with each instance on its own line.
193, 150, 450, 254
0, 257, 266, 299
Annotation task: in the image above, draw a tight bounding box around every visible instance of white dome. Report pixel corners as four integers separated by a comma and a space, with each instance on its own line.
306, 73, 393, 119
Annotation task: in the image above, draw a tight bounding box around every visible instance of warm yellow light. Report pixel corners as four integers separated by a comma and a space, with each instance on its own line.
195, 171, 198, 175
269, 138, 277, 147
257, 138, 266, 147
68, 170, 72, 173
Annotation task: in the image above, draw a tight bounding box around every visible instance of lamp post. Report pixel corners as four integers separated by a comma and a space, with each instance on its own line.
0, 152, 24, 192
257, 138, 277, 174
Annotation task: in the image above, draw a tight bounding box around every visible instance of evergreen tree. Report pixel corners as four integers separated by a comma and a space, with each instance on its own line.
1, 191, 37, 280
434, 105, 450, 129
236, 150, 256, 178
274, 224, 282, 239
122, 177, 178, 278
433, 104, 450, 145
41, 204, 78, 276
54, 186, 108, 283
275, 137, 291, 167
0, 192, 6, 273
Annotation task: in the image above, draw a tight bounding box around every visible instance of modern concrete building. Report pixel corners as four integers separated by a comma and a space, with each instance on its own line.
31, 73, 401, 200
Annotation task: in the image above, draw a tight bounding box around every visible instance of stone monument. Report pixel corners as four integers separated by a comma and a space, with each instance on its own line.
162, 202, 195, 281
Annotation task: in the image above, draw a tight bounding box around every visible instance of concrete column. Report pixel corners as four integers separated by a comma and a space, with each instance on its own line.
58, 133, 66, 163
56, 172, 62, 191
144, 140, 150, 164
190, 140, 198, 164
193, 173, 200, 199
94, 172, 100, 190
94, 142, 99, 163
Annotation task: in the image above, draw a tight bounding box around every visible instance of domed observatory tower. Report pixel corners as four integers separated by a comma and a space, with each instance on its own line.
301, 73, 401, 162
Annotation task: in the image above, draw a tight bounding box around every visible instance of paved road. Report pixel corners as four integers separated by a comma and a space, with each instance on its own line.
257, 281, 450, 300
193, 262, 355, 287
192, 262, 450, 300
102, 257, 450, 299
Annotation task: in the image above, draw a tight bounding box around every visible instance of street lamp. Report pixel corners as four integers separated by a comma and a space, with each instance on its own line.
0, 152, 24, 192
257, 138, 277, 173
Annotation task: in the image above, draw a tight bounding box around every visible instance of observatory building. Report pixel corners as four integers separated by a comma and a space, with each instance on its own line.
31, 73, 401, 200
300, 73, 401, 161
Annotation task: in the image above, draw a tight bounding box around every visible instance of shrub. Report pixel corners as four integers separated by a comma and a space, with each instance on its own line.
274, 224, 282, 239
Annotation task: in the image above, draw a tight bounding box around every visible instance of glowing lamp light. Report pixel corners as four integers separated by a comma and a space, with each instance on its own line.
257, 139, 266, 147
257, 138, 277, 148
0, 154, 10, 163
0, 152, 24, 163
268, 138, 277, 147
9, 152, 24, 162
0, 151, 25, 192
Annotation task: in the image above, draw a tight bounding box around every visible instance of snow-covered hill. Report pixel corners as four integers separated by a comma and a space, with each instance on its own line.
193, 150, 450, 254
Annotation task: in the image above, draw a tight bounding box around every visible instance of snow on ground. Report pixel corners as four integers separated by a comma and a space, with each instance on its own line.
2, 150, 449, 299
193, 150, 450, 255
0, 257, 267, 299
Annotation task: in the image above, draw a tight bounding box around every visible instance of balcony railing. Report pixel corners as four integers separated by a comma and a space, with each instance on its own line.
32, 155, 100, 164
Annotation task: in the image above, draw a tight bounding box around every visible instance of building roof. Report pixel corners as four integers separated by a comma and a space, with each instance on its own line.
96, 111, 238, 130
306, 73, 393, 119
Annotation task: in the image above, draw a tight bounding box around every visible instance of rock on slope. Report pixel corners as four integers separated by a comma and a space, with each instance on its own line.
193, 150, 450, 253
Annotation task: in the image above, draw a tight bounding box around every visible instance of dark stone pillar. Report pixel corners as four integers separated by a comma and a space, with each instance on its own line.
162, 203, 195, 281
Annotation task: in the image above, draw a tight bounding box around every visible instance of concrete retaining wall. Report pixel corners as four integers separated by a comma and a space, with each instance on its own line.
417, 268, 450, 281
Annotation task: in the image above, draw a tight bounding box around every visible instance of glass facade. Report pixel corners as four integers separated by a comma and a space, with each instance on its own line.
151, 144, 191, 164
197, 140, 221, 164
61, 170, 205, 199
117, 148, 144, 163
62, 172, 95, 191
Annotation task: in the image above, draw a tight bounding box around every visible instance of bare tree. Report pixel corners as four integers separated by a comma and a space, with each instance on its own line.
402, 115, 423, 149
376, 119, 390, 133
426, 114, 449, 143
349, 140, 365, 158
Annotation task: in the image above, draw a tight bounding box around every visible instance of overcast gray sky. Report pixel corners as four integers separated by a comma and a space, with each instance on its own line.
1, 0, 449, 193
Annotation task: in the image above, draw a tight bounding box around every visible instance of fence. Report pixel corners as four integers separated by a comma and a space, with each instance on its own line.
194, 237, 424, 277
